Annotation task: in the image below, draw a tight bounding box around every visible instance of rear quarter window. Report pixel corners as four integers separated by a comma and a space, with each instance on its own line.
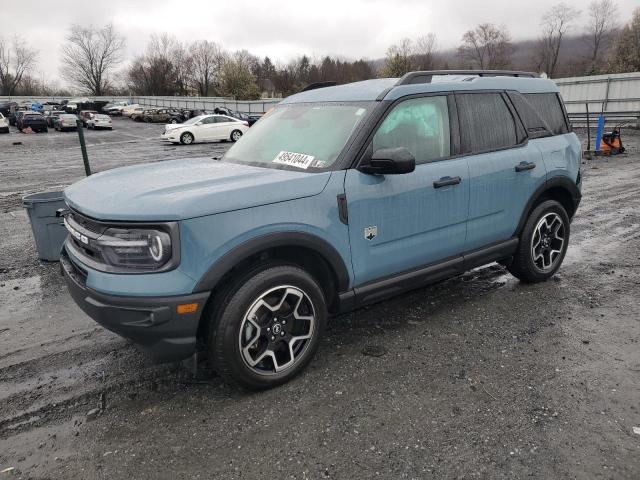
522, 93, 569, 135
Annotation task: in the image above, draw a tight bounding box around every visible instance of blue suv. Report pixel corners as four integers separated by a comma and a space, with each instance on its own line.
61, 70, 581, 389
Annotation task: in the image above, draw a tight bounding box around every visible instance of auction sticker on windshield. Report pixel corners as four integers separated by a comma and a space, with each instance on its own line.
273, 151, 315, 169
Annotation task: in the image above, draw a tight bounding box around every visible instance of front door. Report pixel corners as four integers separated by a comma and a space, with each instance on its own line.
345, 95, 470, 287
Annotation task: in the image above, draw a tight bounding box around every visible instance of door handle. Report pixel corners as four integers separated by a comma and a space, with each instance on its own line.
433, 176, 461, 188
515, 161, 536, 172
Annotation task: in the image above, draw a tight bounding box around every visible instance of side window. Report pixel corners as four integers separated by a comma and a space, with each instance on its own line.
372, 96, 450, 164
523, 93, 569, 135
508, 91, 552, 138
457, 93, 518, 153
215, 116, 232, 123
202, 117, 216, 124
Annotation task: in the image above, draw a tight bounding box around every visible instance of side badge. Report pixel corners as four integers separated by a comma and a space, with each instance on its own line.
364, 226, 377, 241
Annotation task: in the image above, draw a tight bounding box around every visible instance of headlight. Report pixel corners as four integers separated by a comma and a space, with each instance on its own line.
96, 227, 172, 270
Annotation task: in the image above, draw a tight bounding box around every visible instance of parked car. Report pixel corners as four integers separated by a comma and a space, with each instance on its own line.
16, 111, 48, 132
79, 110, 98, 127
132, 109, 156, 122
61, 70, 581, 390
160, 114, 249, 144
121, 104, 142, 117
140, 108, 174, 123
0, 113, 9, 133
103, 101, 130, 115
167, 110, 187, 124
45, 110, 66, 127
0, 101, 18, 117
86, 114, 113, 130
213, 107, 259, 126
54, 114, 79, 131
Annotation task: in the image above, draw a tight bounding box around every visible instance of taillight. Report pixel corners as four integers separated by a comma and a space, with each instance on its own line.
242, 121, 249, 126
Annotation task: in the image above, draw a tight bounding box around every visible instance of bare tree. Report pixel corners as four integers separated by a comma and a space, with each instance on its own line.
380, 38, 414, 77
0, 36, 37, 96
219, 50, 260, 100
190, 40, 225, 96
610, 7, 640, 72
458, 23, 514, 69
413, 34, 439, 70
537, 3, 581, 77
585, 0, 618, 74
60, 24, 125, 95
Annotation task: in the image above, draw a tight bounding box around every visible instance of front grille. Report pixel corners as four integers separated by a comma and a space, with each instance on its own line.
65, 210, 108, 266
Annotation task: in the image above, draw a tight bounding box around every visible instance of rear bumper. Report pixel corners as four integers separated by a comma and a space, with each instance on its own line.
60, 248, 210, 362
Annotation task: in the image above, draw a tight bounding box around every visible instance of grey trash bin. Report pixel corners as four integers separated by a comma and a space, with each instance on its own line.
22, 191, 68, 261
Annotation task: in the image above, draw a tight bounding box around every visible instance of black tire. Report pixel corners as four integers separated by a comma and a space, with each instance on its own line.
508, 200, 570, 283
208, 263, 327, 390
230, 129, 243, 142
170, 118, 178, 124
180, 132, 194, 145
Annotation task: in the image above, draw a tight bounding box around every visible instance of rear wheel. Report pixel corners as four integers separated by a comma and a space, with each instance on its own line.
230, 129, 242, 142
170, 118, 178, 124
208, 264, 326, 390
180, 132, 194, 145
508, 200, 570, 283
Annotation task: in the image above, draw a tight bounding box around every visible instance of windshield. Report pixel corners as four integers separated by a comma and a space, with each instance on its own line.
223, 102, 371, 170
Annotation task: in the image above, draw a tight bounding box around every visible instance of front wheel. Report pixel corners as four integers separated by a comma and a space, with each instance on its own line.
508, 200, 570, 283
180, 132, 194, 145
230, 129, 242, 142
208, 264, 327, 390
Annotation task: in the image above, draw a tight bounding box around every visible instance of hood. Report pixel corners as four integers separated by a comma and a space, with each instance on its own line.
64, 158, 332, 221
164, 123, 185, 132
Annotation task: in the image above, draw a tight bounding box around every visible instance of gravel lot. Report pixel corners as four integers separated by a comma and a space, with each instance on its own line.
0, 119, 639, 479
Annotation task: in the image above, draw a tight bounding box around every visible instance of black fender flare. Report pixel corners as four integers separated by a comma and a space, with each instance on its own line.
514, 176, 581, 235
192, 232, 351, 294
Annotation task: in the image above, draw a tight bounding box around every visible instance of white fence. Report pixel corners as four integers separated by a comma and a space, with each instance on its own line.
0, 95, 281, 115
130, 96, 280, 115
555, 72, 640, 125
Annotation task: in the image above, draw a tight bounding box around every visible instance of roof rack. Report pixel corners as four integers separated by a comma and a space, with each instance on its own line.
396, 70, 539, 86
300, 81, 337, 92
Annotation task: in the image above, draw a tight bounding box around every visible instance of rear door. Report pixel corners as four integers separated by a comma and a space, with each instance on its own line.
213, 116, 235, 139
457, 92, 546, 251
345, 94, 470, 286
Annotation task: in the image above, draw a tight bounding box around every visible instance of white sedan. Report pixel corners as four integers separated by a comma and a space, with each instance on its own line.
161, 114, 249, 145
86, 114, 113, 130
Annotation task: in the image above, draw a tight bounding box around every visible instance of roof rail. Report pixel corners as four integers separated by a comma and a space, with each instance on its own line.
300, 81, 337, 92
396, 70, 539, 86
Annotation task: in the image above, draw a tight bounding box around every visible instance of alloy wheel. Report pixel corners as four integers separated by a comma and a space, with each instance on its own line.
531, 212, 565, 271
238, 285, 315, 375
232, 130, 242, 141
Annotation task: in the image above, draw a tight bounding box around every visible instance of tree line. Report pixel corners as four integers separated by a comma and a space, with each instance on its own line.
1, 1, 639, 99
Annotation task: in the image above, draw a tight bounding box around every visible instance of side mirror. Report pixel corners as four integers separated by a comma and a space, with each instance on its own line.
358, 147, 416, 175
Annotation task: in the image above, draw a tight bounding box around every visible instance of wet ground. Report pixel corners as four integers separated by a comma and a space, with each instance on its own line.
0, 121, 639, 479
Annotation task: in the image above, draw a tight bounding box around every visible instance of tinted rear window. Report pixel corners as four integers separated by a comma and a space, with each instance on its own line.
522, 93, 568, 135
456, 93, 518, 153
507, 92, 552, 139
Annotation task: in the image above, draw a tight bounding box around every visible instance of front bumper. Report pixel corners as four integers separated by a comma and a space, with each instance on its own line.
160, 131, 180, 142
60, 248, 210, 362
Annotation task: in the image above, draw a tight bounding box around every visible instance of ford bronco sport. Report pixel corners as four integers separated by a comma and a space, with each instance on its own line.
61, 70, 581, 390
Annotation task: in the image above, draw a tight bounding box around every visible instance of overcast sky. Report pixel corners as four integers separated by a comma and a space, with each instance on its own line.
3, 0, 638, 87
